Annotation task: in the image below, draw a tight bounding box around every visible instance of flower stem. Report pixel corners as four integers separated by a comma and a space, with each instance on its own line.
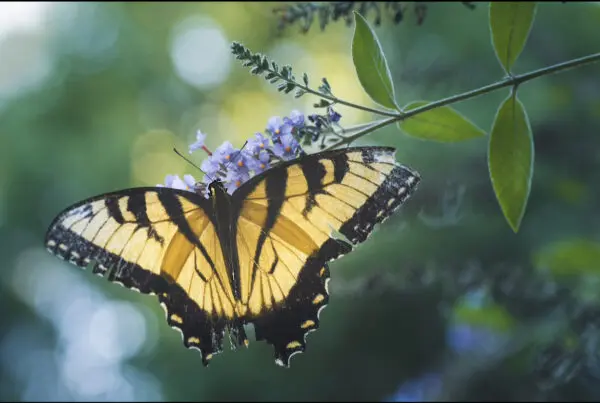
290, 79, 400, 117
201, 145, 213, 156
270, 69, 399, 117
323, 51, 600, 150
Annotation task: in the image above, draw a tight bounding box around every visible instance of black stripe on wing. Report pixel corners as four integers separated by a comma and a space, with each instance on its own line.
300, 157, 327, 217
44, 187, 238, 366
252, 237, 352, 367
45, 223, 236, 365
232, 146, 399, 200
244, 167, 289, 307
339, 161, 420, 245
235, 146, 421, 247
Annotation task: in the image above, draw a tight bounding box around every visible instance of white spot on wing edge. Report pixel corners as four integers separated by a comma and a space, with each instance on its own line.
287, 349, 303, 364
159, 301, 169, 319
316, 303, 327, 321
159, 301, 222, 361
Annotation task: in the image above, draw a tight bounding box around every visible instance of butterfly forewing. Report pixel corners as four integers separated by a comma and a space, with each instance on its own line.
44, 187, 241, 364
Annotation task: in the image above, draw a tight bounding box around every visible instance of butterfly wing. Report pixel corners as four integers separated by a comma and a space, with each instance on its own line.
232, 146, 420, 366
44, 187, 241, 365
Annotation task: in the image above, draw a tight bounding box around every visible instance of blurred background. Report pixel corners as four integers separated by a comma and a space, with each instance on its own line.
1, 2, 599, 401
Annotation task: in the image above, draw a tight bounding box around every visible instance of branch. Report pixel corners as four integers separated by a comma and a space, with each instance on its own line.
323, 52, 600, 150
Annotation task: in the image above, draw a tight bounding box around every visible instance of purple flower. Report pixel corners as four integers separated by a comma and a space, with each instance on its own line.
188, 130, 207, 154
248, 149, 271, 174
273, 133, 300, 161
198, 141, 234, 184
200, 159, 219, 180
284, 110, 305, 128
224, 169, 250, 195
266, 116, 292, 141
157, 174, 196, 191
230, 151, 254, 175
214, 141, 237, 162
247, 132, 271, 154
210, 141, 249, 173
328, 107, 342, 123
308, 113, 324, 129
163, 109, 312, 199
200, 155, 221, 179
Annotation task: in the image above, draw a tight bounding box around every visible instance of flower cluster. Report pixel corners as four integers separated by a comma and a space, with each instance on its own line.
158, 108, 341, 197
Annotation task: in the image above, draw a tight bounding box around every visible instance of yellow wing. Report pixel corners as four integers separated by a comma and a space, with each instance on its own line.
44, 187, 243, 365
233, 146, 420, 366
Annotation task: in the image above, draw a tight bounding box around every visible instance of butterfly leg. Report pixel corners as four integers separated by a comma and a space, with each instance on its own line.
228, 320, 250, 350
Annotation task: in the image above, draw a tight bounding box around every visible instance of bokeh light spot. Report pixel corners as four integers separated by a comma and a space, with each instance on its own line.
170, 16, 231, 90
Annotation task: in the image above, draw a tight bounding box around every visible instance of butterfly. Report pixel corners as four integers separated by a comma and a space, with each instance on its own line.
45, 146, 420, 367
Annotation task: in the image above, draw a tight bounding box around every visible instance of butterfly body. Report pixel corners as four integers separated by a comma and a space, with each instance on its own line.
45, 146, 420, 367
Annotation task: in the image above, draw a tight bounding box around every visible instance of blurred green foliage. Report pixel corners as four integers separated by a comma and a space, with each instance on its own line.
1, 2, 600, 401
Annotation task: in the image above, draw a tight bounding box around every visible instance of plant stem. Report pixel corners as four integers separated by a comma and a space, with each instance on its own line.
285, 77, 400, 117
323, 52, 600, 150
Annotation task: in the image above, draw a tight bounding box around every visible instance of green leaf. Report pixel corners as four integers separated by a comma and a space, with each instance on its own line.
489, 2, 537, 73
534, 239, 600, 276
351, 11, 398, 110
397, 101, 486, 142
488, 91, 534, 233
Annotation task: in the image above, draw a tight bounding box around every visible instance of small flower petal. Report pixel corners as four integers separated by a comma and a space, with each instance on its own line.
248, 149, 271, 174
183, 174, 196, 189
328, 107, 342, 123
170, 175, 188, 190
273, 133, 300, 161
266, 116, 292, 141
224, 169, 250, 195
247, 132, 271, 154
189, 130, 207, 154
285, 110, 305, 128
217, 141, 236, 158
158, 174, 197, 192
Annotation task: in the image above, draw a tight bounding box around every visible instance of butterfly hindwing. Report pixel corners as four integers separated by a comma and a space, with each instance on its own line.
233, 146, 420, 366
44, 187, 243, 364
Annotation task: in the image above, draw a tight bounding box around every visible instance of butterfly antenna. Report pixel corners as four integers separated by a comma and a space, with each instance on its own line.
223, 140, 249, 172
173, 147, 215, 182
